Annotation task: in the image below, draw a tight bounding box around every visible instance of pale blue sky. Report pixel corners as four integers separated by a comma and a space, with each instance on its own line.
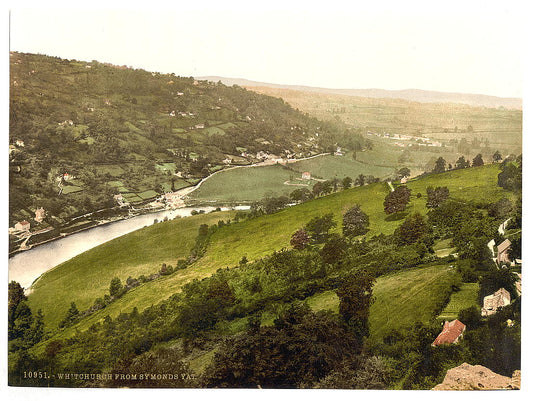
8, 1, 526, 98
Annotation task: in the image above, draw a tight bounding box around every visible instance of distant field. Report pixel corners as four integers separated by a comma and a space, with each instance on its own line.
306, 263, 458, 342
248, 86, 522, 155
190, 164, 297, 202
290, 154, 394, 180
28, 211, 235, 329
438, 283, 480, 321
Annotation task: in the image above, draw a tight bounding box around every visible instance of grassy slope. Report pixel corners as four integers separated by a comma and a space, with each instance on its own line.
437, 283, 480, 321
28, 211, 234, 329
306, 263, 458, 342
31, 164, 508, 335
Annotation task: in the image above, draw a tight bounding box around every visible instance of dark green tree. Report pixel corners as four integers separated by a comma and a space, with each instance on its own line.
305, 213, 337, 243
59, 302, 79, 329
472, 153, 484, 167
426, 186, 449, 209
493, 150, 502, 163
342, 205, 370, 237
394, 212, 431, 246
109, 277, 124, 298
455, 156, 470, 169
384, 185, 411, 214
320, 234, 347, 264
433, 157, 446, 173
337, 270, 375, 340
342, 176, 353, 190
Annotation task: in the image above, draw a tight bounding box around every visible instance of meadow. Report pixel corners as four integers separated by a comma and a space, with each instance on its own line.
305, 263, 459, 342
437, 283, 480, 321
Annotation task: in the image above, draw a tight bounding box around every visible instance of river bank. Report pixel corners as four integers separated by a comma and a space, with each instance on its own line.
8, 205, 250, 291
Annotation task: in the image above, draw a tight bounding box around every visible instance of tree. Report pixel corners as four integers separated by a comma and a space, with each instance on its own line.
290, 228, 310, 250
109, 277, 124, 298
342, 176, 352, 190
426, 186, 449, 209
9, 281, 28, 340
320, 234, 347, 264
493, 151, 502, 163
305, 213, 337, 243
397, 167, 411, 179
59, 302, 79, 328
383, 185, 411, 214
472, 153, 484, 167
455, 156, 470, 169
355, 174, 365, 187
394, 212, 430, 245
342, 205, 370, 237
433, 157, 446, 174
337, 270, 375, 340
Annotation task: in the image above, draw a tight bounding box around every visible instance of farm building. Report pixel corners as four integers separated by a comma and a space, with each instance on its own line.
497, 239, 512, 264
432, 320, 466, 347
15, 220, 31, 232
15, 140, 25, 147
302, 172, 311, 180
481, 288, 511, 317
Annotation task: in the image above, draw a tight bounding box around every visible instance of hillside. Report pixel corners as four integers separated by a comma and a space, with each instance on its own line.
197, 76, 522, 109
9, 52, 350, 231
28, 163, 510, 330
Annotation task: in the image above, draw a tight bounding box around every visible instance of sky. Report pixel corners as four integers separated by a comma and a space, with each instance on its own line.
7, 0, 526, 98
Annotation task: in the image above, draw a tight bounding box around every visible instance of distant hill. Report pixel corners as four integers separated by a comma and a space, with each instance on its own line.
197, 76, 522, 110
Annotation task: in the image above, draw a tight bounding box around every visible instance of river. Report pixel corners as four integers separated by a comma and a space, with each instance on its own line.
8, 206, 249, 291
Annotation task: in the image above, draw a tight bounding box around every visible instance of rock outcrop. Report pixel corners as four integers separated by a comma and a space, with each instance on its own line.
432, 363, 520, 390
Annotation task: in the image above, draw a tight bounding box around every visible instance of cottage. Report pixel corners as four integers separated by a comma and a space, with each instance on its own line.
302, 172, 311, 180
195, 123, 205, 129
15, 220, 31, 232
432, 320, 466, 346
481, 288, 511, 316
34, 207, 46, 223
400, 176, 408, 184
15, 140, 25, 147
169, 111, 176, 117
496, 239, 512, 264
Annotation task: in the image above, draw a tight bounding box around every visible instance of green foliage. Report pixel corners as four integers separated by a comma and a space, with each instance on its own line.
202, 306, 362, 388
394, 212, 431, 246
59, 302, 80, 329
433, 157, 446, 173
498, 156, 522, 192
304, 213, 336, 243
342, 204, 370, 237
337, 270, 375, 340
290, 228, 310, 250
472, 153, 484, 167
109, 277, 124, 298
425, 186, 449, 209
384, 185, 411, 214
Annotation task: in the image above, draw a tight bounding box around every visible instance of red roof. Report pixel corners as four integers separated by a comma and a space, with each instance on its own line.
19, 220, 30, 225
432, 320, 466, 346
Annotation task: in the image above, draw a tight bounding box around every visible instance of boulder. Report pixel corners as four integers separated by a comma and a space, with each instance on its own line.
432, 363, 520, 390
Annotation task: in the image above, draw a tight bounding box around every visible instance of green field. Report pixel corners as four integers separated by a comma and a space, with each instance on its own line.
62, 185, 83, 194
28, 211, 235, 329
290, 154, 394, 180
191, 164, 297, 202
306, 263, 458, 342
438, 283, 480, 321
29, 164, 508, 335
